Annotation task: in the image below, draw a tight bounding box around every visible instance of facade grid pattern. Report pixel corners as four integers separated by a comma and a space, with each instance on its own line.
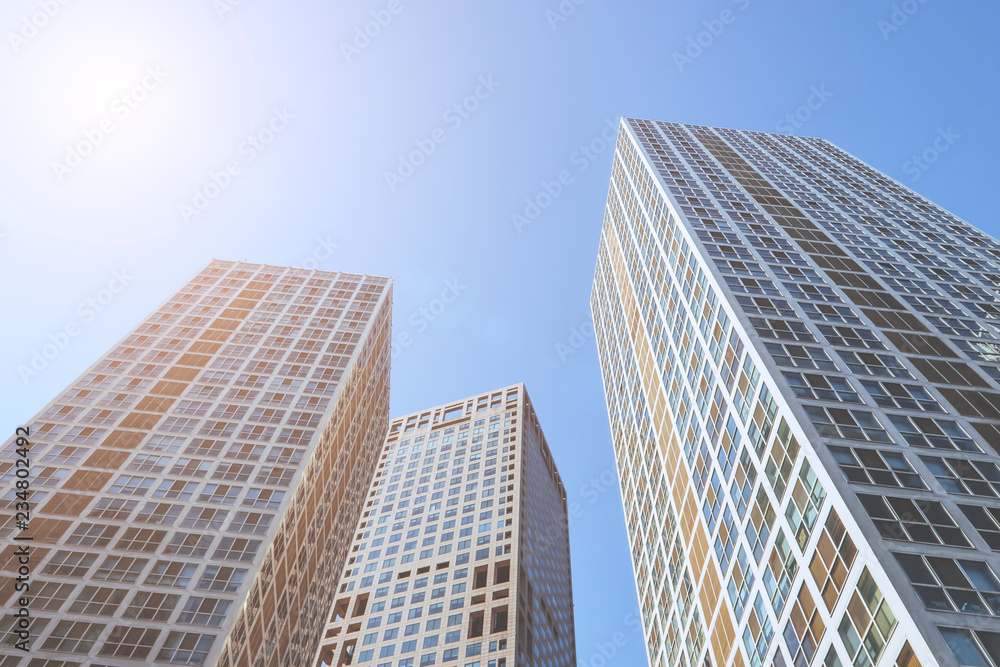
1, 260, 393, 667
314, 384, 576, 667
592, 118, 1000, 667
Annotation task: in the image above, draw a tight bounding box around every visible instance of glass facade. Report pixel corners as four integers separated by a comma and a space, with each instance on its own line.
0, 260, 392, 667
314, 384, 576, 667
592, 119, 1000, 667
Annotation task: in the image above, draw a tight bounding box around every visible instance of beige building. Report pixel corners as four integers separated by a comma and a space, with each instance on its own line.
314, 383, 576, 667
1, 260, 392, 667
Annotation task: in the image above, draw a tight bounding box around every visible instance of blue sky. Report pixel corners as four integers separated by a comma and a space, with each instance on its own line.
2, 0, 997, 663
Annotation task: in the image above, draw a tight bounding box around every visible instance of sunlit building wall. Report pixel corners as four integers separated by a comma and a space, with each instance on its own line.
0, 260, 391, 667
592, 118, 1000, 667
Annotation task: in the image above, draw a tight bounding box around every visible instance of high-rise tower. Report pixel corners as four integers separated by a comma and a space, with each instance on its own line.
1, 260, 392, 667
314, 383, 576, 667
592, 119, 1000, 667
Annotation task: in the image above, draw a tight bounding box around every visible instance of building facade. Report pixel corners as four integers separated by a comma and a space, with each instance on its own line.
592, 119, 1000, 667
314, 383, 576, 667
1, 260, 392, 667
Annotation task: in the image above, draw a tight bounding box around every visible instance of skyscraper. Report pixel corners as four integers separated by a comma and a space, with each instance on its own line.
313, 383, 576, 667
1, 260, 392, 667
592, 119, 1000, 667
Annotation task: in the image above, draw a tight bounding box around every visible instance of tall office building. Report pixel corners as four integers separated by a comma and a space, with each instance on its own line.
313, 383, 576, 667
1, 260, 392, 667
592, 119, 1000, 667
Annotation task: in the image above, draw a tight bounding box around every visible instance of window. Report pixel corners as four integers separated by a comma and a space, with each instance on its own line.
198, 484, 241, 505
939, 627, 1000, 667
122, 591, 180, 621
41, 620, 106, 654
784, 282, 842, 303
887, 415, 979, 452
42, 551, 96, 578
178, 597, 232, 627
959, 505, 1000, 551
229, 511, 273, 534
115, 527, 166, 553
894, 553, 1000, 616
136, 502, 184, 525
818, 325, 886, 350
714, 505, 737, 572
66, 523, 119, 548
153, 480, 198, 501
783, 372, 861, 403
41, 445, 86, 465
749, 318, 816, 342
804, 406, 892, 443
93, 556, 148, 583
62, 425, 106, 444
783, 582, 825, 667
108, 474, 155, 496
809, 509, 857, 611
171, 458, 213, 477
737, 295, 796, 318
67, 586, 127, 616
727, 546, 755, 621
764, 343, 837, 370
858, 494, 970, 547
836, 351, 912, 378
181, 507, 229, 530
266, 446, 305, 465
146, 434, 186, 454
937, 388, 1000, 420
197, 565, 247, 593
28, 581, 76, 611
255, 466, 296, 486
145, 560, 198, 587
902, 294, 965, 316
764, 420, 800, 501
156, 632, 215, 666
185, 438, 225, 457
244, 488, 284, 509
129, 453, 170, 473
861, 381, 943, 412
893, 642, 922, 667
829, 446, 926, 489
98, 626, 160, 660
800, 302, 861, 324
742, 593, 774, 667
785, 461, 825, 549
165, 532, 214, 557
922, 456, 1000, 497
926, 315, 994, 338
214, 537, 261, 562
746, 488, 775, 564
762, 529, 797, 614
837, 569, 896, 667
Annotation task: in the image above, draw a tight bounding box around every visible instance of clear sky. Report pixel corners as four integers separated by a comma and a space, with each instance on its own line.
2, 0, 997, 664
